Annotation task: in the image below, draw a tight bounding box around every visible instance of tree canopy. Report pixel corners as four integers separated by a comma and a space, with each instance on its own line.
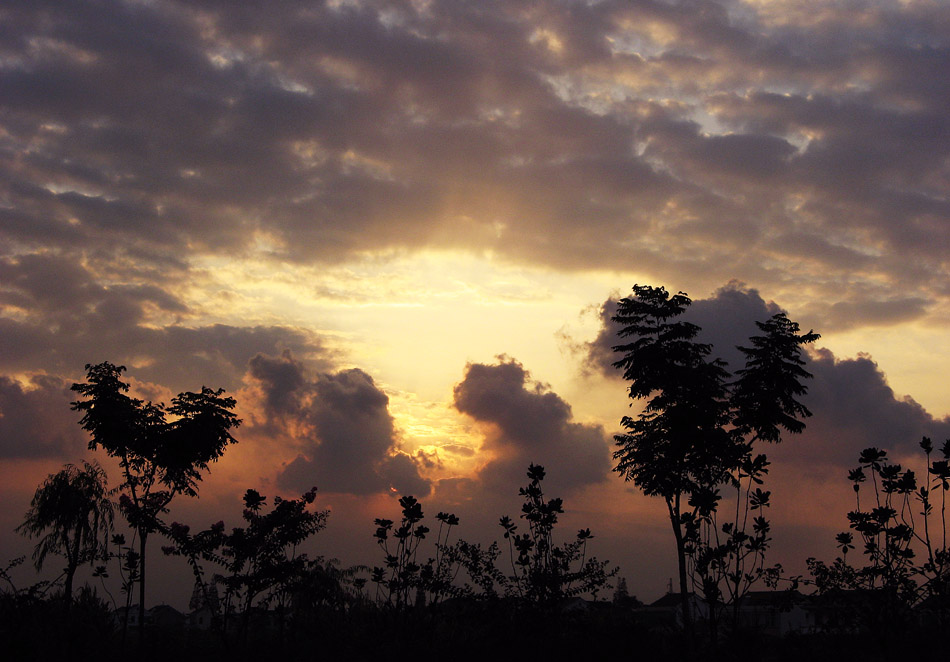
17, 460, 113, 610
612, 284, 819, 640
70, 361, 241, 641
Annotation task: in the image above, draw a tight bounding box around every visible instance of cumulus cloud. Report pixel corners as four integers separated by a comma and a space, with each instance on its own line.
585, 282, 950, 475
452, 356, 612, 494
246, 351, 430, 497
586, 281, 782, 376
786, 350, 950, 471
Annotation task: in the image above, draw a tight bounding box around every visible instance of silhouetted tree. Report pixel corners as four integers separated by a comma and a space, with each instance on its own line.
70, 361, 240, 641
612, 576, 641, 607
163, 487, 329, 646
16, 461, 113, 612
499, 464, 616, 605
612, 285, 818, 639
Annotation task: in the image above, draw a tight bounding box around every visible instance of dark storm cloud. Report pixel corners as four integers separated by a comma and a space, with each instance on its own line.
584, 283, 950, 474
0, 374, 86, 459
247, 351, 430, 496
453, 357, 612, 493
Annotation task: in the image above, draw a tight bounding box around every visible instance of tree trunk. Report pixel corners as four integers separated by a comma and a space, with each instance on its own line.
138, 530, 147, 648
64, 532, 81, 614
64, 565, 76, 614
667, 496, 695, 648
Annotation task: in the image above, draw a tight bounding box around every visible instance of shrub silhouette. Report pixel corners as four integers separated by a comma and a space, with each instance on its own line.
807, 438, 950, 637
374, 464, 615, 610
499, 464, 616, 605
163, 487, 329, 647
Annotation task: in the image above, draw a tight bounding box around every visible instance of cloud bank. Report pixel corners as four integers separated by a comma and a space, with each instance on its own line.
453, 356, 612, 495
1, 0, 947, 322
586, 282, 950, 475
246, 351, 431, 497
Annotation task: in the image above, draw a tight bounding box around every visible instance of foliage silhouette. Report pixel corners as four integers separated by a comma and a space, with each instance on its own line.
807, 438, 950, 637
499, 464, 616, 605
612, 576, 641, 607
71, 361, 241, 642
0, 582, 115, 661
16, 460, 114, 612
371, 465, 614, 610
611, 284, 818, 639
372, 496, 460, 608
162, 487, 329, 647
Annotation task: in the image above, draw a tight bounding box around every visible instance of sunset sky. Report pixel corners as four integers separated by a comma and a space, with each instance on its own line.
2, 0, 950, 609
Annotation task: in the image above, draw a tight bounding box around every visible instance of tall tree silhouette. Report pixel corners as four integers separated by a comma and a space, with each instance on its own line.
17, 460, 114, 612
612, 285, 818, 639
71, 362, 240, 641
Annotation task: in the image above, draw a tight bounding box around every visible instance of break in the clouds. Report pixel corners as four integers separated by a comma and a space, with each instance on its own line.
453, 356, 612, 494
1, 0, 948, 321
246, 351, 431, 497
586, 282, 950, 474
0, 251, 333, 395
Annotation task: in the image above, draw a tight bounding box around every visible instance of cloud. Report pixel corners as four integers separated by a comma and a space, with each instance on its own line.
785, 349, 950, 471
806, 297, 932, 332
586, 281, 783, 377
245, 351, 430, 497
0, 374, 87, 459
0, 312, 327, 397
452, 356, 612, 494
584, 282, 950, 475
1, 0, 947, 322
247, 350, 308, 420
0, 249, 331, 393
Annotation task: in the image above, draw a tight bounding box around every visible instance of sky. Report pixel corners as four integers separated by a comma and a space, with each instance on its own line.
2, 0, 950, 609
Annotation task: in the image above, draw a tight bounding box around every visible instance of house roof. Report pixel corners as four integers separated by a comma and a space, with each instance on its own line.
649, 592, 700, 608
149, 604, 184, 616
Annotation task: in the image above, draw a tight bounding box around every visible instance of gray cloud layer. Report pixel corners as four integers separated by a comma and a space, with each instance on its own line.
0, 374, 87, 459
1, 0, 948, 325
0, 249, 330, 396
